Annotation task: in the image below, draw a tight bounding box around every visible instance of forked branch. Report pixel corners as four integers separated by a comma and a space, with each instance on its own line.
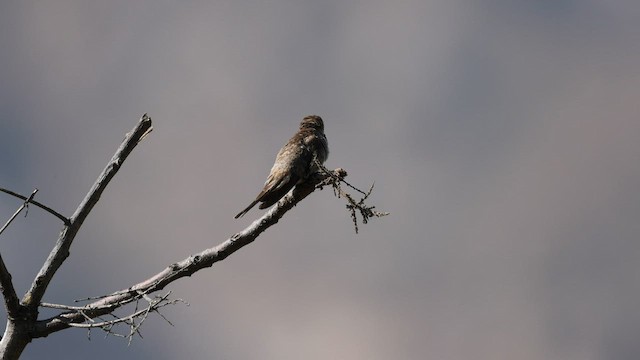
32, 167, 345, 338
21, 114, 153, 310
0, 115, 153, 360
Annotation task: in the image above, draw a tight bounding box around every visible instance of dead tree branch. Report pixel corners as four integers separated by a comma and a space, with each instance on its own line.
0, 113, 386, 359
31, 166, 344, 338
21, 114, 153, 310
0, 114, 153, 360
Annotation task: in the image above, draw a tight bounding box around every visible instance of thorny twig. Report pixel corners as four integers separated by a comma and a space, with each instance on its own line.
315, 160, 389, 233
41, 291, 186, 343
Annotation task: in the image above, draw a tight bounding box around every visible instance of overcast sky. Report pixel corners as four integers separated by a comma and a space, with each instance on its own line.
2, 1, 640, 359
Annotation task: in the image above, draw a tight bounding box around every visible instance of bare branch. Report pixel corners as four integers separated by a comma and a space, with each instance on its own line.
46, 291, 183, 344
0, 254, 19, 320
1, 113, 386, 358
32, 168, 343, 338
40, 303, 111, 311
0, 189, 39, 318
0, 188, 69, 225
21, 114, 153, 309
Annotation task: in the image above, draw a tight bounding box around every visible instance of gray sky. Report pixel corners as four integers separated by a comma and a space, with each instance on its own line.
2, 1, 640, 359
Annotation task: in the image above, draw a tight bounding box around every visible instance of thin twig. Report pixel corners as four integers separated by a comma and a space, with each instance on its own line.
0, 189, 39, 236
315, 161, 388, 233
0, 188, 69, 226
65, 293, 173, 329
315, 160, 366, 195
56, 291, 185, 344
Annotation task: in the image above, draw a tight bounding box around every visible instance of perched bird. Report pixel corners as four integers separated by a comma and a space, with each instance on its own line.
235, 115, 329, 218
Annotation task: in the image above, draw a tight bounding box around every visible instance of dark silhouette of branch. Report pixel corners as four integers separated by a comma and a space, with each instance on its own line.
0, 188, 70, 225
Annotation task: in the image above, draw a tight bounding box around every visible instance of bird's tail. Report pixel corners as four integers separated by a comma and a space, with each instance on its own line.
234, 199, 260, 219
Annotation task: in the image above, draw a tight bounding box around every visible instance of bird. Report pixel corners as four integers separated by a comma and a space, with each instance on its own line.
234, 115, 329, 219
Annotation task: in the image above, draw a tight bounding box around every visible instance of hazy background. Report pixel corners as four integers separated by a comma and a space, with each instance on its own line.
1, 1, 640, 359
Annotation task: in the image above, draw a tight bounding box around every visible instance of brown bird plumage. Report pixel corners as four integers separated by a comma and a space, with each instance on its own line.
234, 115, 329, 219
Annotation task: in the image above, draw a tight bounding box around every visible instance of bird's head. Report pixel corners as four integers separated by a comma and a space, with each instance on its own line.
300, 115, 324, 132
